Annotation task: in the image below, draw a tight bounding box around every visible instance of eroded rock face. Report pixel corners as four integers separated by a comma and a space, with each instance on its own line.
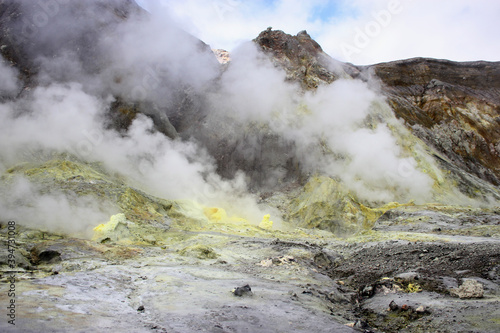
364, 58, 500, 186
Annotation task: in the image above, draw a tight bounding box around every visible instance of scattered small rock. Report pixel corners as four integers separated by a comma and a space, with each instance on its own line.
233, 284, 252, 297
455, 270, 470, 275
137, 305, 145, 312
450, 279, 484, 299
361, 284, 375, 297
257, 255, 295, 267
415, 305, 427, 313
344, 320, 370, 329
396, 272, 420, 282
258, 258, 273, 267
313, 252, 334, 269
353, 320, 370, 330
388, 300, 400, 312
327, 288, 349, 304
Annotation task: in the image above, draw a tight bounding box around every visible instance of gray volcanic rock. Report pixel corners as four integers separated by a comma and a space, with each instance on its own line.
189, 119, 303, 190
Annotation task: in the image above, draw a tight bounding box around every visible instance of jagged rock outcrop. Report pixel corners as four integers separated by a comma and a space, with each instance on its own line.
254, 28, 356, 89
190, 30, 361, 190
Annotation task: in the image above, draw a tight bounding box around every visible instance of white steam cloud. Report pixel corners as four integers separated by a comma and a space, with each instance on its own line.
0, 56, 20, 96
0, 176, 116, 237
0, 1, 436, 236
0, 82, 266, 232
300, 80, 433, 203
211, 43, 433, 203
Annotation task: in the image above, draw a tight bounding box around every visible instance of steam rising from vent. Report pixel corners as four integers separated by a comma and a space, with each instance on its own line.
300, 80, 433, 203
212, 43, 433, 203
0, 57, 20, 96
0, 1, 438, 234
0, 176, 115, 237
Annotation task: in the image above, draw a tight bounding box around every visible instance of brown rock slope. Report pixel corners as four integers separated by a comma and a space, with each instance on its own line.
366, 58, 500, 186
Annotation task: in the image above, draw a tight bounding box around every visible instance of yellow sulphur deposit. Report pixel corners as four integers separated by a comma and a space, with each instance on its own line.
92, 213, 131, 243
203, 207, 228, 222
259, 214, 273, 230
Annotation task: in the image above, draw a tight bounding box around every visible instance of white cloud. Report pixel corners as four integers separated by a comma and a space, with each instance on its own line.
319, 0, 500, 64
140, 0, 500, 65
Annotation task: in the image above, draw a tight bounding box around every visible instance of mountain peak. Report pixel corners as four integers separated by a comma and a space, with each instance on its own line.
253, 29, 344, 89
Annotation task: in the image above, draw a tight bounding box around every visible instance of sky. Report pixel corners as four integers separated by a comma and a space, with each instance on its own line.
135, 0, 500, 65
